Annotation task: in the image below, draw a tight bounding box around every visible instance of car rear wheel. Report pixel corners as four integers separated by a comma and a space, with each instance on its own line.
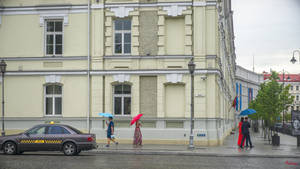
63, 142, 77, 156
3, 142, 17, 155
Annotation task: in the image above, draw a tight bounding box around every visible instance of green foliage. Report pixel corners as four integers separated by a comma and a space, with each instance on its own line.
249, 71, 294, 127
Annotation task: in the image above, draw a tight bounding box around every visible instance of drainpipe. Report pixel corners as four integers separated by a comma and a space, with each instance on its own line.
87, 0, 91, 133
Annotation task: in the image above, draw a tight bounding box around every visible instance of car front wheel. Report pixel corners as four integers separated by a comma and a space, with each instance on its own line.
3, 142, 17, 155
63, 142, 77, 156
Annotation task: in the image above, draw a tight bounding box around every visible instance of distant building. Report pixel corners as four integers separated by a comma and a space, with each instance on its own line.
263, 73, 300, 113
235, 66, 264, 112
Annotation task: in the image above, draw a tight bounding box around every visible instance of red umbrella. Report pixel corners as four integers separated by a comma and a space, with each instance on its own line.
130, 114, 143, 125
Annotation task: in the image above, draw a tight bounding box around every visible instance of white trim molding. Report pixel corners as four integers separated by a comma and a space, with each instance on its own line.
5, 69, 222, 76
40, 14, 68, 26
193, 1, 217, 7
113, 74, 130, 82
166, 74, 183, 83
163, 5, 187, 17
0, 2, 217, 16
45, 75, 61, 83
109, 6, 134, 18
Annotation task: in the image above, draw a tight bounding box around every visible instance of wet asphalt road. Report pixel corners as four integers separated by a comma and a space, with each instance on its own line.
0, 152, 299, 169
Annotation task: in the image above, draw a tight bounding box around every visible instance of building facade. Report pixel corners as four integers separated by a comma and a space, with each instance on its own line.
0, 0, 236, 145
235, 66, 264, 112
264, 73, 300, 114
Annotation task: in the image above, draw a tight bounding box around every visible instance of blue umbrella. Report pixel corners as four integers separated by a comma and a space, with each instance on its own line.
98, 113, 113, 117
239, 109, 256, 116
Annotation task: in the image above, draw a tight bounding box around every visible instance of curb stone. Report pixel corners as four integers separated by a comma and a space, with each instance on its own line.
88, 149, 300, 158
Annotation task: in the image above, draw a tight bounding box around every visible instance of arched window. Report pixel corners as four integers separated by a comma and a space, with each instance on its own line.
45, 84, 62, 116
113, 84, 131, 115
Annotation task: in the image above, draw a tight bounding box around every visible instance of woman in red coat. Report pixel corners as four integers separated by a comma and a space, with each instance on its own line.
237, 117, 245, 146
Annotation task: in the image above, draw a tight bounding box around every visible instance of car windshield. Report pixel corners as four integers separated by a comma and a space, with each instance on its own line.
66, 126, 83, 134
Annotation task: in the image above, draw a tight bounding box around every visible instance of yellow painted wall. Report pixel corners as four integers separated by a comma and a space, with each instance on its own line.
0, 13, 88, 58
62, 76, 88, 117
64, 13, 88, 57
0, 15, 43, 57
0, 76, 88, 117
5, 76, 44, 117
6, 60, 88, 72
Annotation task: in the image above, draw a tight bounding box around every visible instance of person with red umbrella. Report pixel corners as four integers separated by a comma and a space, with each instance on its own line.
131, 114, 143, 147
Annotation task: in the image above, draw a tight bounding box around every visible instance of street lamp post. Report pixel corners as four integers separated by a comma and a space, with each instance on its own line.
291, 50, 300, 147
188, 59, 196, 149
290, 50, 300, 64
0, 60, 7, 136
281, 70, 290, 126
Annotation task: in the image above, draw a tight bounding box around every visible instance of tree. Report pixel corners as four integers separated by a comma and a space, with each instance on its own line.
249, 71, 294, 128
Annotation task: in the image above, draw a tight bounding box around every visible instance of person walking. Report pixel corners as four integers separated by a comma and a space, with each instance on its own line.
240, 117, 253, 148
237, 117, 245, 147
106, 117, 118, 147
133, 120, 142, 147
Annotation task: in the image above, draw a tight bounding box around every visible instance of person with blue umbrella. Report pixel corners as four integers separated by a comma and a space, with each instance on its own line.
98, 113, 118, 147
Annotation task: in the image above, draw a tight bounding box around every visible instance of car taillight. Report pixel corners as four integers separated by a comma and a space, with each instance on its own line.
87, 137, 93, 142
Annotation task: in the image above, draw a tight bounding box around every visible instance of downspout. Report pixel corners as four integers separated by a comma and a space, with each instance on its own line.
87, 0, 91, 133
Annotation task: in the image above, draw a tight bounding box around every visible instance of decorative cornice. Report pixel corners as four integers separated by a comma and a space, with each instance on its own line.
1, 5, 87, 15
5, 69, 222, 76
45, 75, 61, 83
163, 5, 186, 17
166, 74, 183, 83
109, 6, 134, 18
206, 55, 217, 59
0, 56, 87, 61
40, 14, 68, 26
104, 55, 193, 59
0, 2, 217, 15
113, 74, 130, 82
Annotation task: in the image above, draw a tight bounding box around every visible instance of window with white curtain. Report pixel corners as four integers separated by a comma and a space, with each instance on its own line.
45, 20, 63, 56
114, 20, 131, 55
113, 84, 131, 115
45, 84, 62, 116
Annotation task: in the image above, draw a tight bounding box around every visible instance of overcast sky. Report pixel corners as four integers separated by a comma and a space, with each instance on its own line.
232, 0, 300, 74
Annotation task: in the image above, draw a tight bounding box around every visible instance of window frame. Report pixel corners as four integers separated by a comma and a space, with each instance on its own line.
113, 84, 131, 116
44, 19, 64, 56
47, 126, 71, 134
44, 84, 63, 116
113, 19, 132, 55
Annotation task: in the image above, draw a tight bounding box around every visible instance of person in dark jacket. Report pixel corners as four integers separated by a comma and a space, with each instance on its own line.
239, 117, 253, 148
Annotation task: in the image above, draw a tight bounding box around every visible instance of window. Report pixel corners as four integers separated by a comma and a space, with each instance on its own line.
297, 86, 299, 90
26, 126, 46, 135
291, 106, 294, 111
291, 86, 294, 90
297, 95, 299, 101
114, 20, 131, 54
297, 106, 299, 111
45, 84, 62, 116
113, 84, 131, 115
45, 20, 63, 56
48, 126, 70, 134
